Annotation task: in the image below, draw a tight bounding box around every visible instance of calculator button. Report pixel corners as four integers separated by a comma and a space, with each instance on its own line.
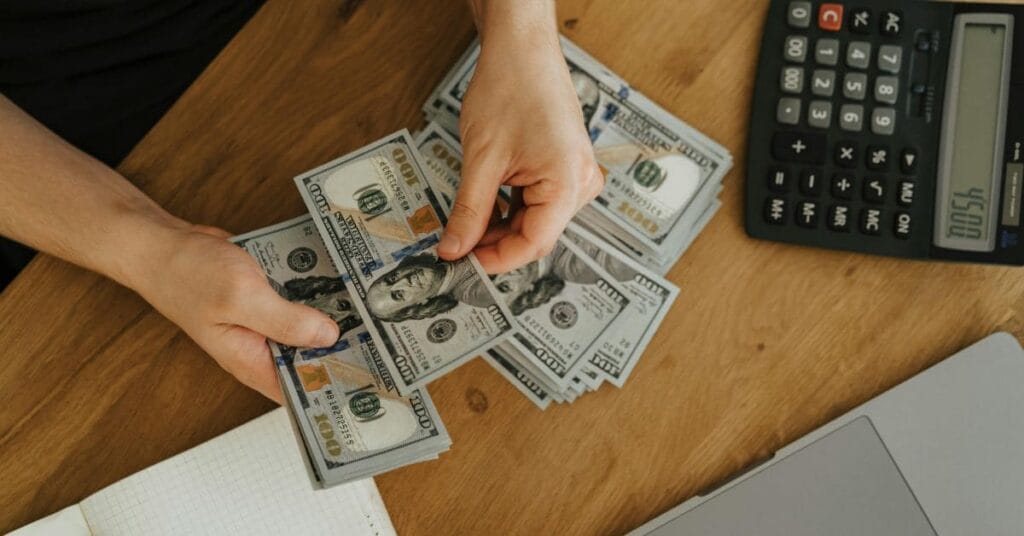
878, 45, 903, 73
866, 146, 890, 171
831, 174, 856, 199
765, 198, 788, 225
787, 1, 813, 28
849, 8, 872, 34
767, 166, 791, 193
843, 73, 868, 100
811, 70, 836, 97
881, 11, 903, 37
871, 108, 896, 135
875, 76, 899, 105
834, 141, 859, 168
864, 178, 886, 204
777, 98, 802, 125
815, 39, 840, 66
900, 148, 919, 174
828, 205, 852, 232
796, 201, 820, 228
860, 209, 883, 236
773, 132, 826, 164
894, 212, 912, 238
839, 104, 864, 132
818, 4, 844, 32
784, 35, 809, 63
807, 100, 832, 129
846, 42, 872, 70
897, 181, 916, 206
781, 66, 805, 94
800, 168, 824, 196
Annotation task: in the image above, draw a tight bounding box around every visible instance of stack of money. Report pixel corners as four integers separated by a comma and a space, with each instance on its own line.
233, 216, 452, 488
421, 35, 733, 274
414, 125, 680, 409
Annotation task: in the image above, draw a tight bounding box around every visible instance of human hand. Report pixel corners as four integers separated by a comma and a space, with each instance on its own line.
127, 224, 340, 403
437, 8, 603, 273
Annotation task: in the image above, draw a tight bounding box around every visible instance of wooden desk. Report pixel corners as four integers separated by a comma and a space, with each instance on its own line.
2, 1, 1023, 534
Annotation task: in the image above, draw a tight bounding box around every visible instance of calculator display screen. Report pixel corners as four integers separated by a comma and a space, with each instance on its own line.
936, 17, 1013, 252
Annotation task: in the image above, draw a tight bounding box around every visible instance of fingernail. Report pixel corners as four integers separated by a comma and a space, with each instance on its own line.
438, 233, 461, 256
315, 321, 339, 347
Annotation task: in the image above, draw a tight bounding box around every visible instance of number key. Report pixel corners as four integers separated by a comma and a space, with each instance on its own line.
878, 45, 903, 73
815, 39, 840, 66
811, 69, 836, 97
785, 35, 809, 63
875, 76, 899, 105
872, 108, 896, 135
787, 1, 813, 28
781, 66, 805, 94
839, 104, 864, 132
807, 100, 832, 128
843, 73, 868, 100
846, 42, 872, 70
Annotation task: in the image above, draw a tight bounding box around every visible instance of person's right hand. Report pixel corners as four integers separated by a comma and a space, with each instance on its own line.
126, 224, 340, 403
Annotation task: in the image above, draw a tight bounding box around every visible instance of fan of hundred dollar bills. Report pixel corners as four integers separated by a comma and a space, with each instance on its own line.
231, 35, 732, 489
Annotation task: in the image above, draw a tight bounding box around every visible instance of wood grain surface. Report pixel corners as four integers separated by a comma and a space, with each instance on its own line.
3, 1, 1024, 534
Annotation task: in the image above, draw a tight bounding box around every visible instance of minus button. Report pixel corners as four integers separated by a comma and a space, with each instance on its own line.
1003, 163, 1023, 227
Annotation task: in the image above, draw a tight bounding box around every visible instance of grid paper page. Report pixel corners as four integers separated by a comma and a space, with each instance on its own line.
79, 408, 395, 536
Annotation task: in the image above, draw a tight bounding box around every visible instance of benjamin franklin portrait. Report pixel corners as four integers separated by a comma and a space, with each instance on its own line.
491, 243, 600, 316
365, 253, 493, 323
271, 276, 363, 338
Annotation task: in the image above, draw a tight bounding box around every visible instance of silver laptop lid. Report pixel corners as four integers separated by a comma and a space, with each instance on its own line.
631, 333, 1024, 535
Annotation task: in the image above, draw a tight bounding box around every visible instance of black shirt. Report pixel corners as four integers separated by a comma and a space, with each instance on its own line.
0, 0, 264, 287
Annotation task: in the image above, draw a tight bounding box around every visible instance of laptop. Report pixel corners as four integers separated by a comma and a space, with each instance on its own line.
629, 332, 1024, 535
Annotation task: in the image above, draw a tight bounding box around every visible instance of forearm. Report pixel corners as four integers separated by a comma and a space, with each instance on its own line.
0, 94, 186, 289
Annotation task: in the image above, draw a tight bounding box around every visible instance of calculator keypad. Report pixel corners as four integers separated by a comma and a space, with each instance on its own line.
763, 1, 920, 244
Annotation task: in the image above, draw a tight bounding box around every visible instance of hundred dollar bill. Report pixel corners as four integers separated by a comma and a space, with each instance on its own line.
483, 349, 552, 411
437, 36, 732, 258
294, 131, 518, 396
414, 123, 463, 212
232, 216, 450, 487
563, 222, 679, 387
496, 236, 631, 390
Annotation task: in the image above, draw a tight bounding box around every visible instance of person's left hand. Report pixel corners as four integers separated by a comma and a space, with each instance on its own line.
436, 26, 604, 274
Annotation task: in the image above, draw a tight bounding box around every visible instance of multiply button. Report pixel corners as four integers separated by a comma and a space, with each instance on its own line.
765, 197, 787, 225
773, 131, 826, 164
861, 209, 882, 236
894, 212, 912, 238
828, 205, 851, 232
835, 141, 859, 168
832, 173, 855, 200
796, 201, 819, 228
819, 4, 844, 32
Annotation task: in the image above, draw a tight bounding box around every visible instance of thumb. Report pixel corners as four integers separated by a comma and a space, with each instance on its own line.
438, 152, 503, 260
235, 284, 340, 348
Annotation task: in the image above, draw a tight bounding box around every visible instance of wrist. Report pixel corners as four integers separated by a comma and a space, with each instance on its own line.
95, 201, 192, 294
471, 0, 557, 50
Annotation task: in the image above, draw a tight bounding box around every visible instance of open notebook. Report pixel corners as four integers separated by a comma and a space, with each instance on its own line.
8, 408, 395, 536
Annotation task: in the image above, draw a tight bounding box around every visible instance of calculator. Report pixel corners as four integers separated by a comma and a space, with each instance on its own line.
745, 0, 1024, 264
